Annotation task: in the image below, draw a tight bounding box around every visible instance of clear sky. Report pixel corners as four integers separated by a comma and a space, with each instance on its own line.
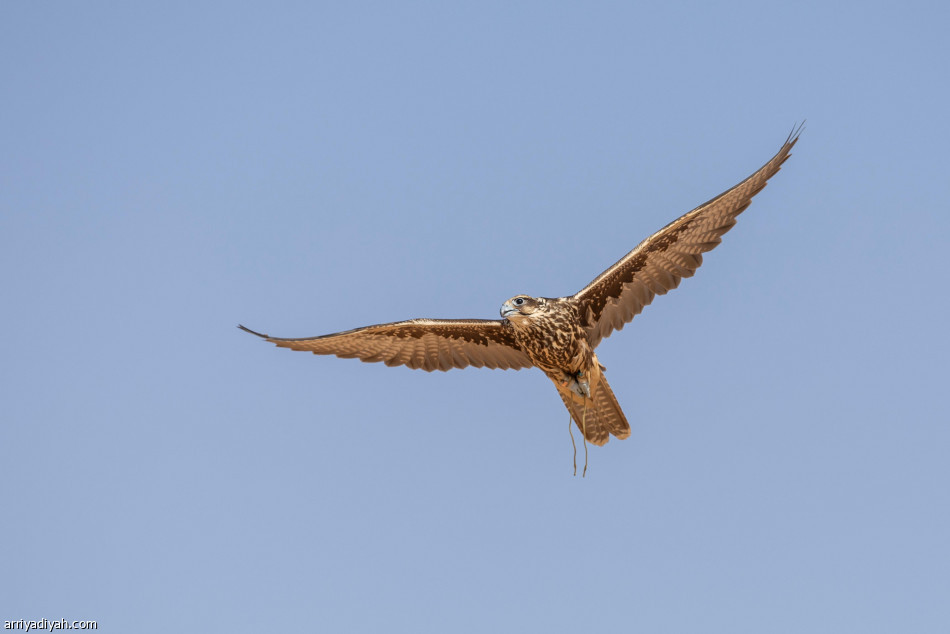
3, 2, 948, 632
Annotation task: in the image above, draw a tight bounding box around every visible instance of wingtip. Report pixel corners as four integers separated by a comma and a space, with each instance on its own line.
237, 324, 269, 339
786, 120, 806, 146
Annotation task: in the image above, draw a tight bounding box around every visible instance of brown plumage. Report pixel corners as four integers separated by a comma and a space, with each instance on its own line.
241, 127, 801, 449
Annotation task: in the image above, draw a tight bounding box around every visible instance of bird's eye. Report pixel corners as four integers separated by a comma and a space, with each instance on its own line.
514, 298, 525, 306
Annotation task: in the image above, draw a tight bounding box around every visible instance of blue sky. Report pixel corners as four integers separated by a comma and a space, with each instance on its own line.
2, 2, 948, 632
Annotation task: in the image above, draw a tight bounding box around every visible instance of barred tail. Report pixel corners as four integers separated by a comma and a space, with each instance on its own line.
554, 374, 631, 446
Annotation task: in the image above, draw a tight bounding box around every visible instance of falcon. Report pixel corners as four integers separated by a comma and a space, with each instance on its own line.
241, 127, 801, 470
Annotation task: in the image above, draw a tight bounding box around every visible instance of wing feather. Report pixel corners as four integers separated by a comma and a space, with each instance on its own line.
572, 126, 802, 348
239, 318, 532, 372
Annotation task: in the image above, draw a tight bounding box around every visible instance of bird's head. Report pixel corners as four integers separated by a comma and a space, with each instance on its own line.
500, 295, 547, 323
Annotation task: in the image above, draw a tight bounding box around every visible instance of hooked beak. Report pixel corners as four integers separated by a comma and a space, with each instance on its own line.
500, 301, 518, 318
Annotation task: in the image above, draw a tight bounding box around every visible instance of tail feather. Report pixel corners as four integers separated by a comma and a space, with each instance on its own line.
554, 374, 630, 446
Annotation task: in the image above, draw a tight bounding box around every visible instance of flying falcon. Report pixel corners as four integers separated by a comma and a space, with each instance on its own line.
241, 127, 801, 464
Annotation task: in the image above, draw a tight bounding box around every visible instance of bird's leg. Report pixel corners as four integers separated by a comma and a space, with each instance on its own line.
569, 411, 577, 476
576, 370, 590, 398
560, 368, 590, 476
563, 370, 591, 399
559, 371, 574, 389
581, 399, 589, 478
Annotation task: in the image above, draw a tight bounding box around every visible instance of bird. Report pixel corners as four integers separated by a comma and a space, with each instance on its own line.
240, 126, 801, 472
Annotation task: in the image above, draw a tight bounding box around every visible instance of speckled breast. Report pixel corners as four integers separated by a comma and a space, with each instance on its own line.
513, 301, 592, 375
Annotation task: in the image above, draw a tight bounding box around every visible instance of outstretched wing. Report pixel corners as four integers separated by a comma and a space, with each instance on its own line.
572, 126, 802, 348
239, 319, 532, 372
